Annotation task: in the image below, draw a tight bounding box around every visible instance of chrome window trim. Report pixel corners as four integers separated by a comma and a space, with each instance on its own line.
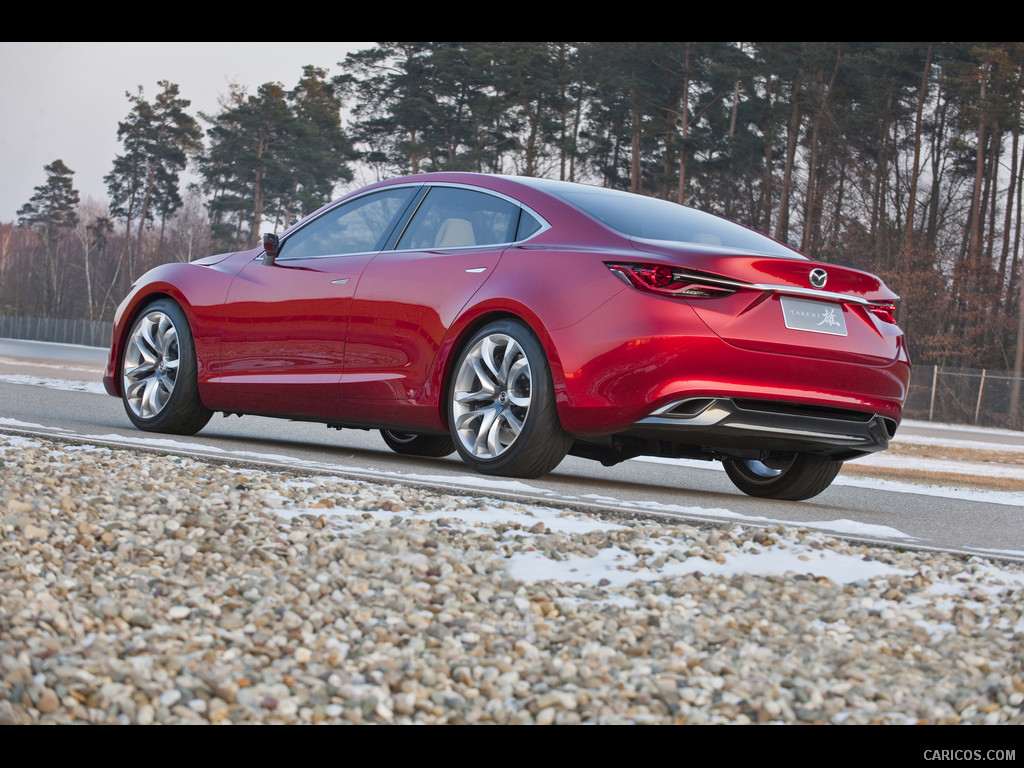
271, 183, 426, 262
387, 182, 551, 254
276, 248, 382, 262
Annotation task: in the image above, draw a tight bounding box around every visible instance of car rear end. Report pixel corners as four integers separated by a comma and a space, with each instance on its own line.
554, 244, 909, 466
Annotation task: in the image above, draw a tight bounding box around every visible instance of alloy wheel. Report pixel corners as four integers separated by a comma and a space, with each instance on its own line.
122, 309, 180, 420
451, 332, 532, 459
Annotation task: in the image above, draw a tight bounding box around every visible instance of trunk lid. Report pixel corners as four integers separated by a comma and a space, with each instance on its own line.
630, 243, 904, 365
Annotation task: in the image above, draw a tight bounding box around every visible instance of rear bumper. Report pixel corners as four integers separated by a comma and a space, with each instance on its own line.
628, 397, 897, 459
568, 396, 898, 466
548, 285, 910, 439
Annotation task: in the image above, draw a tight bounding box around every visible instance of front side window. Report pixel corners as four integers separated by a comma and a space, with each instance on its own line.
279, 187, 417, 260
396, 187, 521, 250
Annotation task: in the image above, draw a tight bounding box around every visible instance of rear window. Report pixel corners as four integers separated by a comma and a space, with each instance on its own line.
540, 181, 805, 259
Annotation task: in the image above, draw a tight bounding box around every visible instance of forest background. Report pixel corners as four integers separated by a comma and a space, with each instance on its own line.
3, 42, 1023, 424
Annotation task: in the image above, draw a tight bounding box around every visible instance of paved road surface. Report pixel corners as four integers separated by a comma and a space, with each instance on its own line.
2, 339, 1022, 560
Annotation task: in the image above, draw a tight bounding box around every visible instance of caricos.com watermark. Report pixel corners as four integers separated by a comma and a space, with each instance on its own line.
923, 751, 1016, 762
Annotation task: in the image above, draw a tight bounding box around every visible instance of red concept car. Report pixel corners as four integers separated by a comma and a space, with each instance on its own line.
104, 173, 910, 500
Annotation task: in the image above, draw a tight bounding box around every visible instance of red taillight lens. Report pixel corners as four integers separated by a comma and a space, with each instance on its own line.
867, 301, 897, 324
634, 263, 673, 288
607, 263, 737, 299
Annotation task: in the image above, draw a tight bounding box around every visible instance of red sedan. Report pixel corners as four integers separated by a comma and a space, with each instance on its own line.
104, 173, 910, 500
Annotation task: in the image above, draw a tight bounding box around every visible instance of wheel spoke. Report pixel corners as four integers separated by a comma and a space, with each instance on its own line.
479, 336, 504, 382
485, 410, 506, 456
499, 408, 524, 437
473, 404, 501, 455
467, 354, 499, 397
454, 407, 485, 432
156, 317, 176, 355
496, 337, 520, 383
143, 376, 170, 415
124, 359, 157, 379
506, 358, 530, 407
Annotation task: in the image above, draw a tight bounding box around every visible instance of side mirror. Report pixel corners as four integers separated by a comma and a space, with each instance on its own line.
262, 233, 280, 266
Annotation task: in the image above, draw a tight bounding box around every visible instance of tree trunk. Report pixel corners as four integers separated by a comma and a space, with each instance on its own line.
250, 130, 269, 247
676, 46, 691, 206
801, 50, 841, 257
135, 121, 170, 249
900, 46, 932, 325
775, 76, 802, 244
760, 75, 775, 233
630, 71, 642, 194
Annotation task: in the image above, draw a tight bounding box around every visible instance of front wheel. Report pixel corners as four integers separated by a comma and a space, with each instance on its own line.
120, 298, 212, 435
722, 454, 842, 501
380, 430, 455, 457
448, 320, 571, 478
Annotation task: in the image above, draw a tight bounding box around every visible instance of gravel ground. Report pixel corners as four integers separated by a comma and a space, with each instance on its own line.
1, 432, 1022, 725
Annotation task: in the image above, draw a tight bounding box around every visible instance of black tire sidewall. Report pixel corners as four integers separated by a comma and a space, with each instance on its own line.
723, 454, 841, 501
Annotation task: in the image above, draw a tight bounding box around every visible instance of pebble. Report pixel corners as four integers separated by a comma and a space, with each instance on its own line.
1, 433, 1022, 724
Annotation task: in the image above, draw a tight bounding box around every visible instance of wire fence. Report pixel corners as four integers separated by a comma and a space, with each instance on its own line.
904, 364, 1024, 430
2, 314, 1023, 430
0, 315, 111, 349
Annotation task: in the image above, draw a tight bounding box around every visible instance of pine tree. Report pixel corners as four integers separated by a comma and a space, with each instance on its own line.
280, 66, 354, 226
17, 159, 81, 315
201, 70, 354, 249
104, 81, 201, 274
17, 159, 80, 234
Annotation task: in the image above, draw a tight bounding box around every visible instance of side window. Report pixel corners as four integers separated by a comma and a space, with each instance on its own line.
396, 187, 520, 250
279, 187, 416, 260
516, 210, 543, 241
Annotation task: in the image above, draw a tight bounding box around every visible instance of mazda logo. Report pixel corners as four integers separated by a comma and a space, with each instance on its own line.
809, 268, 828, 289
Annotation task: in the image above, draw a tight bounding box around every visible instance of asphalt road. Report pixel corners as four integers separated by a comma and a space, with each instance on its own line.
1, 338, 1021, 560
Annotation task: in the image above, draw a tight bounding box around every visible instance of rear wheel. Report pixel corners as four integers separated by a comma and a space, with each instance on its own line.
448, 319, 571, 478
380, 430, 455, 457
722, 453, 842, 501
120, 298, 212, 435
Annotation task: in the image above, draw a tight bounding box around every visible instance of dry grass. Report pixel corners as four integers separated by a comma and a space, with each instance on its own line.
842, 442, 1024, 493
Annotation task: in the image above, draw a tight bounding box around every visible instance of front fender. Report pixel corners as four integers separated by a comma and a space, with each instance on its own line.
103, 256, 249, 397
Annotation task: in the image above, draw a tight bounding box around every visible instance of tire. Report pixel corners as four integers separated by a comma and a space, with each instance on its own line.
723, 453, 842, 501
380, 430, 455, 457
120, 298, 213, 435
448, 319, 571, 478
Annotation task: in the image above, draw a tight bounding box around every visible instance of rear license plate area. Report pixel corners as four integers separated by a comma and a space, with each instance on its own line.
780, 296, 847, 336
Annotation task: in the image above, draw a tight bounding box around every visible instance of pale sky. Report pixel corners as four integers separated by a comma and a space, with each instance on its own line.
0, 42, 372, 223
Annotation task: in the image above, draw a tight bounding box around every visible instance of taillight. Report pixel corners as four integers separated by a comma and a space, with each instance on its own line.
607, 262, 737, 298
634, 263, 673, 287
867, 300, 897, 324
